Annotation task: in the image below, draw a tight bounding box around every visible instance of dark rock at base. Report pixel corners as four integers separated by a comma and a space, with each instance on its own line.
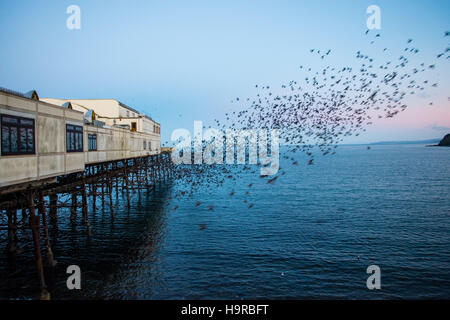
438, 133, 450, 146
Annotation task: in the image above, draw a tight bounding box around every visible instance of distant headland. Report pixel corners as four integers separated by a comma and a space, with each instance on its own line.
368, 138, 440, 146
426, 134, 450, 147
437, 134, 450, 146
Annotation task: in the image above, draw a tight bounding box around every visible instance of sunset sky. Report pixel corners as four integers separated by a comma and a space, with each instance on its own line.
0, 0, 448, 144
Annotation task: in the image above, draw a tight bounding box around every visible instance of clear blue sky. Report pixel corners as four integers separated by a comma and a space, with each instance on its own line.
0, 0, 449, 144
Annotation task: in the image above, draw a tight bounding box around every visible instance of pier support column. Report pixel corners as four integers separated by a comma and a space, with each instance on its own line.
125, 170, 130, 207
39, 192, 57, 267
145, 157, 150, 190
28, 192, 50, 300
92, 182, 97, 211
120, 175, 124, 194
137, 163, 142, 201
81, 183, 91, 236
70, 192, 77, 221
101, 181, 105, 210
115, 175, 119, 199
160, 155, 163, 178
163, 159, 167, 182
108, 177, 114, 218
151, 156, 156, 189
6, 209, 17, 254
21, 207, 27, 223
49, 194, 57, 221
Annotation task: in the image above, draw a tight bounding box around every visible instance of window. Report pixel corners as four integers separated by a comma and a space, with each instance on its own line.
66, 124, 83, 152
143, 140, 146, 150
148, 141, 152, 151
131, 122, 137, 132
88, 134, 97, 151
1, 114, 35, 156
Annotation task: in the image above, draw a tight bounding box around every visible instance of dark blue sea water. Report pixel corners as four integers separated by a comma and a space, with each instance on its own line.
1, 144, 449, 299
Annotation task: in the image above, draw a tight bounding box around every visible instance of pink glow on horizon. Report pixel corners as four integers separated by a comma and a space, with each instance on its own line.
373, 103, 450, 130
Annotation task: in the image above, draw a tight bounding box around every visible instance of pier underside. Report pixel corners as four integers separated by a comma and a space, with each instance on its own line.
0, 152, 174, 299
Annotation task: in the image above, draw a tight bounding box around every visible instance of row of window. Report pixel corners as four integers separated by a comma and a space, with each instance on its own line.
66, 124, 84, 152
126, 110, 137, 118
1, 114, 156, 156
153, 125, 160, 134
1, 114, 96, 155
88, 133, 97, 151
1, 114, 35, 155
66, 125, 99, 152
143, 140, 152, 150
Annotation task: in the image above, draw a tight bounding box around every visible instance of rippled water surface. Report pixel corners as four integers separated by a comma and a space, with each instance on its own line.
1, 144, 449, 299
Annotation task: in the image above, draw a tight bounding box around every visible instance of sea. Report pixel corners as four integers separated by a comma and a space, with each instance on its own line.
0, 144, 449, 299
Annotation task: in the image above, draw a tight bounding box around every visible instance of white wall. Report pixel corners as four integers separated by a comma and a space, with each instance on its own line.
1, 94, 162, 189
0, 93, 85, 188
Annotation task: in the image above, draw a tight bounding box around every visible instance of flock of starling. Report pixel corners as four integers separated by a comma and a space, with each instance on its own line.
164, 31, 449, 215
